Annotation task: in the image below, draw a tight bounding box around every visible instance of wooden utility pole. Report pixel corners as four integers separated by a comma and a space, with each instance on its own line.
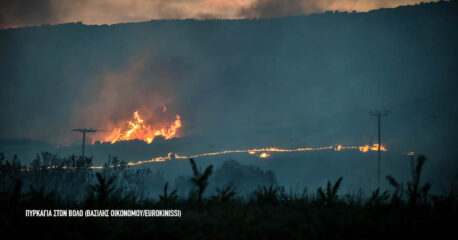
73, 128, 97, 159
370, 110, 388, 189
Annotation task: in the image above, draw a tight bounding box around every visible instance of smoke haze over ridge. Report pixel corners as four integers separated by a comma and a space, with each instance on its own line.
0, 0, 440, 29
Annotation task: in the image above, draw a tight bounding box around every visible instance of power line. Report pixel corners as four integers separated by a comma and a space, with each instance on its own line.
389, 111, 457, 122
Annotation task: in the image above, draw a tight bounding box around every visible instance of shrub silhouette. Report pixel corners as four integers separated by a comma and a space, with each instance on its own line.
0, 154, 23, 194
254, 185, 280, 204
386, 175, 404, 209
367, 188, 390, 206
88, 172, 116, 204
10, 180, 22, 207
28, 185, 55, 208
386, 154, 431, 208
159, 182, 178, 205
316, 177, 343, 206
189, 158, 213, 203
213, 183, 237, 203
407, 155, 431, 207
1, 149, 457, 239
213, 159, 278, 193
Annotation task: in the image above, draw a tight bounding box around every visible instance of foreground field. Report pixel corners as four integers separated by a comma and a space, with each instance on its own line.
0, 153, 457, 239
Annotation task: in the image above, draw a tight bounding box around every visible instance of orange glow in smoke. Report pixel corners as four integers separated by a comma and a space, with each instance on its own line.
101, 110, 181, 144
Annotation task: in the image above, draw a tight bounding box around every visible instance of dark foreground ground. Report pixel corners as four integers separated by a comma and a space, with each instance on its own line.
2, 191, 457, 240
0, 153, 457, 240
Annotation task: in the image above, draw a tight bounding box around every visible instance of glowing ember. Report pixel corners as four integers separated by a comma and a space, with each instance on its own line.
358, 144, 387, 152
335, 144, 343, 151
102, 110, 181, 144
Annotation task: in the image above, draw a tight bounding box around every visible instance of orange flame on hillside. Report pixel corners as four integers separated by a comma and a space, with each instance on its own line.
358, 144, 387, 152
101, 110, 181, 144
19, 143, 390, 171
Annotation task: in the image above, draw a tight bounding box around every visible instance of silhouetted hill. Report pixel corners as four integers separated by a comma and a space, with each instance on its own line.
0, 1, 457, 192
0, 1, 456, 145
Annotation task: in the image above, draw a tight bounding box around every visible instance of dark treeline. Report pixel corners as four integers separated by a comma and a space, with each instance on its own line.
0, 152, 456, 239
0, 152, 279, 201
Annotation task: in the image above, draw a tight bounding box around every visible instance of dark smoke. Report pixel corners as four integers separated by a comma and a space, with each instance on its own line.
0, 0, 55, 28
238, 0, 321, 18
0, 0, 436, 29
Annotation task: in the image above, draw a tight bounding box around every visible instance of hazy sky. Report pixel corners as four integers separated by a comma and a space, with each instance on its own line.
0, 0, 439, 29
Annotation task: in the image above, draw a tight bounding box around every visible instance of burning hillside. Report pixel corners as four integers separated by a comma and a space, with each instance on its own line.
96, 109, 181, 144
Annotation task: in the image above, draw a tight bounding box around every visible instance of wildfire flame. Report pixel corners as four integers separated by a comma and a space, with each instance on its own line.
20, 143, 389, 171
102, 110, 181, 144
358, 144, 387, 153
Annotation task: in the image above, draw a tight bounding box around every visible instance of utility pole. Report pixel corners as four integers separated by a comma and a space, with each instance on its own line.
73, 128, 97, 159
408, 152, 415, 182
370, 110, 388, 189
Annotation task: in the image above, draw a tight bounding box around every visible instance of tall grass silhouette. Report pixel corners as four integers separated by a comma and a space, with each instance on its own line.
0, 152, 456, 239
